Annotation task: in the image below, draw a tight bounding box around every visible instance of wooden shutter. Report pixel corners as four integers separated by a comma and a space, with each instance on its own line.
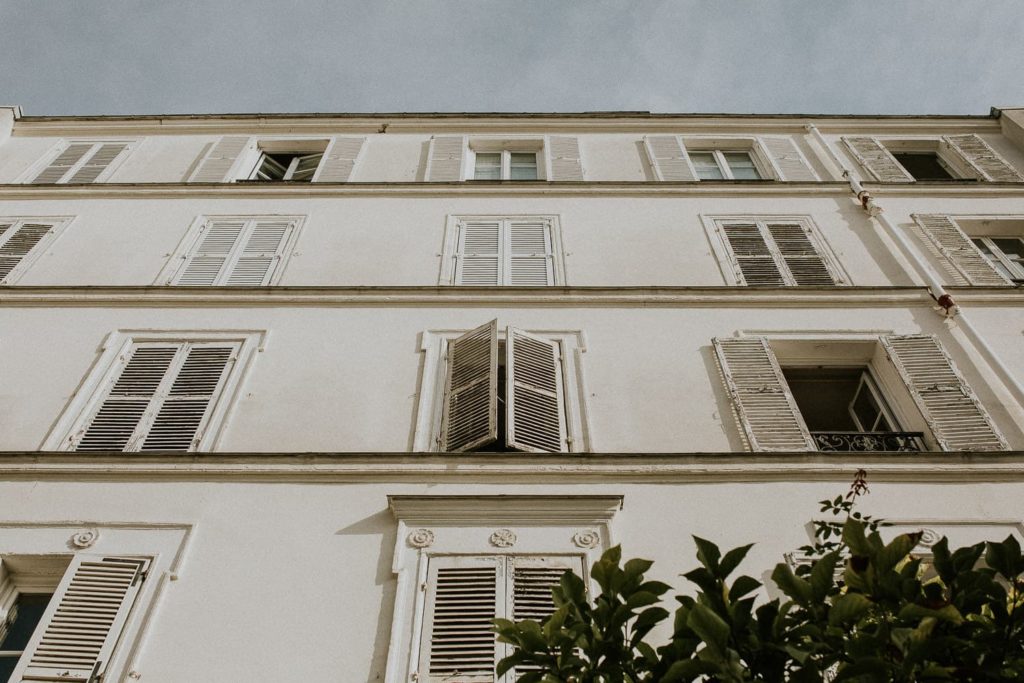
314, 137, 365, 182
426, 136, 465, 181
31, 143, 93, 184
225, 219, 293, 286
420, 556, 500, 683
943, 134, 1024, 182
510, 556, 583, 622
175, 219, 247, 286
720, 223, 785, 285
175, 218, 294, 286
0, 561, 13, 645
440, 320, 498, 452
912, 214, 1010, 286
66, 143, 128, 183
881, 335, 1008, 451
508, 219, 554, 285
188, 136, 250, 182
506, 327, 567, 453
766, 223, 838, 285
18, 555, 147, 682
548, 136, 584, 180
841, 137, 914, 182
644, 135, 696, 181
0, 221, 53, 283
712, 337, 815, 451
759, 137, 818, 181
454, 219, 502, 285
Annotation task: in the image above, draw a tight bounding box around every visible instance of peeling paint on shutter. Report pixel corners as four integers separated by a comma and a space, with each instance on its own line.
440, 320, 498, 452
188, 136, 250, 182
721, 223, 786, 285
712, 337, 814, 451
508, 219, 554, 286
510, 556, 581, 622
881, 335, 1008, 452
67, 143, 127, 183
841, 137, 914, 182
18, 555, 146, 682
0, 222, 53, 283
454, 219, 502, 285
506, 327, 567, 453
943, 134, 1024, 182
176, 220, 247, 286
912, 214, 1010, 286
767, 223, 838, 285
31, 144, 93, 184
643, 135, 696, 181
759, 137, 818, 181
426, 136, 465, 181
314, 136, 365, 182
548, 136, 584, 180
226, 219, 293, 286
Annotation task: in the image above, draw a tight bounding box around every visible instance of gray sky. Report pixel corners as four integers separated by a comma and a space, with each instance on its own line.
2, 0, 1022, 116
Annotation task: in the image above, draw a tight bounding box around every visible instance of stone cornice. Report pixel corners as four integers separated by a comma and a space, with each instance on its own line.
945, 287, 1024, 304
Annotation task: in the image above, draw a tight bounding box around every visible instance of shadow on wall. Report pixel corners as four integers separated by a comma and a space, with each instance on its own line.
701, 343, 749, 453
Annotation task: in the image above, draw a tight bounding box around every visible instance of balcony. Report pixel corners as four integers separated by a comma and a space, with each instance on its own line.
811, 431, 925, 452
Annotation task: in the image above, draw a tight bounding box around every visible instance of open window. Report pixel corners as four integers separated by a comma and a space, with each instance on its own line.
187, 136, 365, 183
913, 214, 1024, 286
842, 135, 1024, 183
243, 140, 327, 182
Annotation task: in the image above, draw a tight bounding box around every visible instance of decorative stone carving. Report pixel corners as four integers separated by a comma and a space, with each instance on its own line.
71, 528, 99, 549
489, 529, 517, 548
407, 528, 435, 549
573, 530, 601, 549
917, 528, 941, 548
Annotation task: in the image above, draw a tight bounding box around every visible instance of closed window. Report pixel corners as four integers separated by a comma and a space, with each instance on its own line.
442, 216, 563, 286
971, 236, 1024, 283
29, 141, 132, 184
690, 150, 761, 180
473, 150, 538, 180
425, 136, 583, 181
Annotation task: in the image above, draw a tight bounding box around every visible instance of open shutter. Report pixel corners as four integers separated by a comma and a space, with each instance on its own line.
881, 335, 1008, 451
0, 222, 53, 283
841, 137, 914, 182
67, 143, 128, 183
18, 555, 146, 682
175, 219, 247, 286
314, 137, 365, 182
420, 556, 500, 683
712, 337, 815, 451
225, 219, 294, 286
547, 136, 584, 180
943, 134, 1024, 182
766, 223, 838, 285
426, 136, 465, 182
454, 219, 502, 285
31, 144, 93, 184
508, 219, 554, 286
644, 135, 696, 181
912, 214, 1010, 286
0, 561, 13, 645
188, 136, 250, 182
759, 137, 818, 181
140, 345, 234, 451
440, 320, 498, 452
506, 327, 567, 453
721, 223, 785, 285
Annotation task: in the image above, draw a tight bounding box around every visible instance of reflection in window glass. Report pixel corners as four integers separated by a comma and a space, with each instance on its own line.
690, 152, 724, 180
724, 152, 761, 180
474, 153, 502, 180
509, 153, 538, 180
0, 593, 53, 682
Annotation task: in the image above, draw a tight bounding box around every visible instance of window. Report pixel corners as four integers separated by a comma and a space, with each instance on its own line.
251, 151, 322, 181
425, 136, 583, 181
473, 151, 538, 180
842, 135, 1024, 183
690, 150, 761, 180
890, 152, 956, 180
645, 135, 818, 182
971, 237, 1024, 283
161, 216, 302, 286
187, 136, 365, 183
29, 141, 132, 184
0, 218, 69, 285
705, 216, 846, 286
441, 216, 564, 286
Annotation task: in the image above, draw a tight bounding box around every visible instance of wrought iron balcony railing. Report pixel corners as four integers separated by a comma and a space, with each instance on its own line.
811, 431, 925, 452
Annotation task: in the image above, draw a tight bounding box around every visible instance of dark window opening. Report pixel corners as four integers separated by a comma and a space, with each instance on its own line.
891, 152, 956, 181
470, 341, 517, 453
0, 593, 53, 681
251, 152, 323, 182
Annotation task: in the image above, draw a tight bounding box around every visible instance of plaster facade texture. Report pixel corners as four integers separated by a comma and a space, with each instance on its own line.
0, 107, 1023, 682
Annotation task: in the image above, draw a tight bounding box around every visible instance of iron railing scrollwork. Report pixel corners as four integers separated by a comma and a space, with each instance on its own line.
812, 431, 925, 452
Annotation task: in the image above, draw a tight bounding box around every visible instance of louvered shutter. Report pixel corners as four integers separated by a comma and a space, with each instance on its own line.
712, 337, 815, 451
175, 218, 294, 286
943, 134, 1024, 182
912, 214, 1010, 286
759, 137, 818, 181
644, 135, 696, 181
0, 222, 53, 283
31, 144, 93, 184
508, 219, 554, 285
314, 137, 365, 182
0, 561, 13, 645
175, 220, 247, 286
188, 136, 250, 182
510, 556, 582, 622
721, 223, 786, 285
440, 320, 498, 452
225, 219, 293, 286
547, 136, 584, 180
66, 143, 128, 183
454, 220, 502, 285
506, 327, 567, 453
881, 335, 1008, 451
841, 137, 914, 182
766, 223, 838, 285
420, 556, 501, 683
426, 136, 465, 181
18, 555, 147, 682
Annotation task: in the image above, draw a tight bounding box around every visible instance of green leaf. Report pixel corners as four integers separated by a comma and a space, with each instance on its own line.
828, 593, 873, 625
693, 536, 722, 574
686, 602, 731, 657
719, 543, 754, 578
876, 533, 918, 574
842, 518, 872, 556
771, 562, 812, 605
898, 603, 963, 625
728, 575, 761, 602
810, 551, 839, 600
832, 657, 889, 682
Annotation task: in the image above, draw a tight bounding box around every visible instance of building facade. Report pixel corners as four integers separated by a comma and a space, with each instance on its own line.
1, 106, 1024, 681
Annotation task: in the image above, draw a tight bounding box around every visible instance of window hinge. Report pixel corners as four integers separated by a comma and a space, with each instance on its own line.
420, 582, 427, 592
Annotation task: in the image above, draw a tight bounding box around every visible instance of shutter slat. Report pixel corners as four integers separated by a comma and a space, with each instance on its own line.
842, 137, 914, 182
767, 223, 836, 285
760, 137, 818, 181
881, 335, 1008, 451
0, 222, 53, 283
508, 220, 553, 286
722, 223, 785, 286
189, 136, 250, 182
645, 135, 695, 181
712, 337, 814, 451
912, 214, 1009, 286
440, 320, 498, 451
314, 137, 365, 182
455, 220, 501, 286
424, 560, 499, 680
944, 134, 1024, 182
548, 136, 584, 180
32, 144, 93, 184
507, 327, 566, 453
67, 143, 128, 183
427, 136, 465, 182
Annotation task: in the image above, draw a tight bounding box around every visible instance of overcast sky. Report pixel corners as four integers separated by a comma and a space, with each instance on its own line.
2, 1, 1022, 116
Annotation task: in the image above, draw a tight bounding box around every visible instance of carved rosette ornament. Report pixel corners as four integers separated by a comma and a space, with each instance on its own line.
489, 529, 517, 548
71, 528, 99, 549
917, 528, 941, 549
573, 530, 601, 549
407, 528, 435, 549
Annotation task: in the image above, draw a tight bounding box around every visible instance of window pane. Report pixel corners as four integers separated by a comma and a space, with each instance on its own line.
992, 238, 1024, 278
851, 378, 890, 432
289, 153, 323, 182
254, 153, 290, 181
724, 152, 761, 180
509, 153, 537, 180
973, 239, 1018, 280
474, 153, 501, 180
782, 368, 861, 431
690, 152, 723, 180
0, 593, 53, 680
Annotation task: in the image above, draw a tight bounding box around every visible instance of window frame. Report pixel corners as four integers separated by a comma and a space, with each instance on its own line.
21, 139, 135, 184
464, 138, 546, 181
882, 139, 977, 181
971, 236, 1024, 282
0, 216, 73, 285
439, 215, 566, 286
232, 138, 330, 182
679, 137, 776, 181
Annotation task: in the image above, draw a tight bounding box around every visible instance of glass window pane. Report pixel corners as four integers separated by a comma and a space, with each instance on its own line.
973, 239, 1017, 280
509, 153, 537, 180
474, 153, 501, 180
724, 152, 761, 180
690, 152, 723, 180
254, 153, 289, 181
289, 153, 322, 182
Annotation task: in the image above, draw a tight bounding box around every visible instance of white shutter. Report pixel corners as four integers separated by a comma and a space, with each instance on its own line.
31, 144, 93, 184
943, 134, 1024, 182
547, 136, 584, 180
759, 137, 818, 181
66, 143, 128, 183
712, 337, 815, 451
313, 136, 365, 182
0, 560, 14, 646
17, 555, 147, 682
440, 320, 498, 452
225, 219, 293, 286
766, 223, 838, 285
508, 219, 554, 286
841, 137, 914, 182
454, 219, 502, 285
0, 222, 53, 283
175, 219, 246, 286
188, 136, 250, 182
881, 335, 1008, 452
643, 135, 696, 181
912, 214, 1010, 286
510, 556, 582, 622
420, 556, 501, 683
506, 327, 567, 453
426, 136, 465, 181
175, 218, 294, 286
720, 223, 786, 285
